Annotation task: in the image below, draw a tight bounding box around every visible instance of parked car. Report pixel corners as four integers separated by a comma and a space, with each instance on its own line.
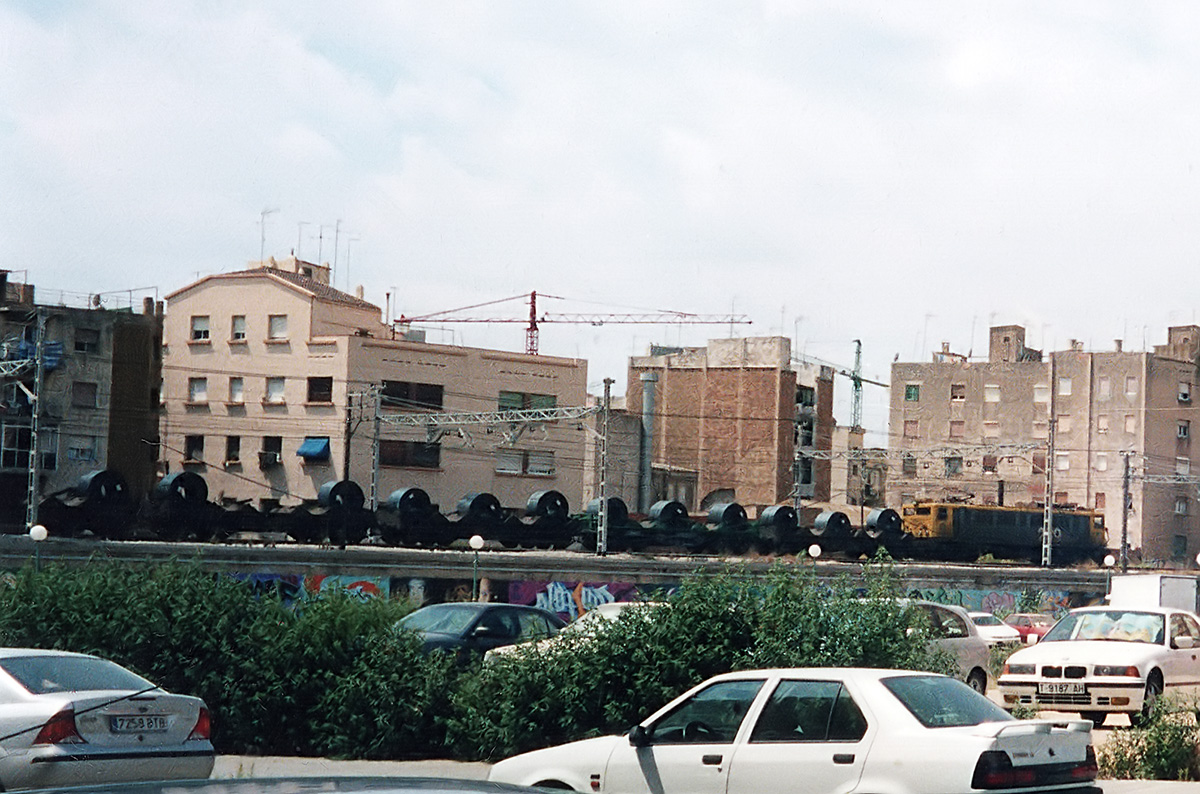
1004, 612, 1056, 644
43, 778, 546, 794
485, 601, 665, 663
968, 611, 1023, 647
902, 601, 991, 693
488, 667, 1099, 794
998, 605, 1200, 727
0, 648, 214, 791
397, 603, 566, 659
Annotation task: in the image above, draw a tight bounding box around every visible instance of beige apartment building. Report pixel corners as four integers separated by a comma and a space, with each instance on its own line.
162, 257, 589, 512
620, 337, 834, 515
890, 324, 1200, 562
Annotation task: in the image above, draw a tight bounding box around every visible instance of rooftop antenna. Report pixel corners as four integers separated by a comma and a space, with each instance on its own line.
259, 208, 279, 264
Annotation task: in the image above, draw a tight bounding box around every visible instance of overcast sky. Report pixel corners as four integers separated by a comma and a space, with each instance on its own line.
5, 2, 1200, 445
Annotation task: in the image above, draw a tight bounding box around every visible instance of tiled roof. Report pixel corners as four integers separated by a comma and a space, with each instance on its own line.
261, 268, 379, 310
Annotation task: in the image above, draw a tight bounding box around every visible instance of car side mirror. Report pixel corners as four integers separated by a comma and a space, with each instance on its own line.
1174, 636, 1196, 650
628, 724, 650, 747
472, 625, 495, 638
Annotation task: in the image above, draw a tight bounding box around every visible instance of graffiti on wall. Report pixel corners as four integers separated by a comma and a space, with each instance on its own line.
235, 573, 389, 602
508, 580, 664, 620
904, 585, 1103, 617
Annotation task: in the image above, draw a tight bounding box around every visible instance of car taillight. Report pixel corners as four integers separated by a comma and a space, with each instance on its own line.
1072, 746, 1099, 781
972, 751, 1036, 789
188, 707, 211, 741
33, 708, 85, 745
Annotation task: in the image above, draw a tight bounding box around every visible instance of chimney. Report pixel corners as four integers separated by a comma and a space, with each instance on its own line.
1115, 339, 1123, 352
638, 372, 659, 513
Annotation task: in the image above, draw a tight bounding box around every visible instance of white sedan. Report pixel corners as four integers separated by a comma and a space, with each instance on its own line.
968, 612, 1024, 647
998, 606, 1200, 727
0, 648, 215, 790
488, 668, 1099, 794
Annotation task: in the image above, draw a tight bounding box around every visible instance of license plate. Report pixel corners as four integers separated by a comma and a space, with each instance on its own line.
110, 715, 167, 733
1038, 682, 1085, 695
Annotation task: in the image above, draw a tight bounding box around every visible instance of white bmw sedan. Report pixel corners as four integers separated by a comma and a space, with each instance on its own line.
997, 605, 1200, 727
488, 668, 1099, 794
0, 648, 215, 790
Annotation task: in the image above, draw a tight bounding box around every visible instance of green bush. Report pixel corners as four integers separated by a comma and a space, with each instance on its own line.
1098, 697, 1200, 780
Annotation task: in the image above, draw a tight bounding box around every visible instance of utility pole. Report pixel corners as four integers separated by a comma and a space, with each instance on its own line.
24, 310, 45, 532
598, 378, 613, 556
1120, 450, 1132, 572
1041, 417, 1056, 567
369, 386, 381, 511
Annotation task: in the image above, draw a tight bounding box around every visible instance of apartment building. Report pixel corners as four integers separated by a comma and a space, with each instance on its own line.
162, 257, 589, 511
889, 324, 1200, 562
622, 337, 834, 514
0, 273, 162, 527
830, 425, 887, 510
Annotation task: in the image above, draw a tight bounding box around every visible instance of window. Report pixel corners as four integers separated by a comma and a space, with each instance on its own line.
1032, 452, 1046, 474
904, 384, 920, 402
1176, 497, 1189, 516
1095, 453, 1108, 472
1057, 414, 1071, 433
650, 679, 764, 745
1033, 384, 1050, 403
1098, 376, 1111, 401
903, 420, 919, 438
1181, 381, 1193, 403
944, 456, 963, 476
307, 376, 334, 403
949, 420, 965, 438
1032, 421, 1048, 439
2, 427, 57, 470
495, 449, 556, 475
267, 314, 288, 340
982, 421, 1000, 438
498, 391, 557, 411
379, 440, 441, 469
225, 436, 241, 464
1126, 376, 1138, 396
1125, 414, 1136, 434
902, 454, 917, 476
1054, 491, 1069, 505
983, 384, 1000, 403
71, 381, 98, 408
1181, 421, 1192, 439
74, 328, 99, 354
1178, 457, 1191, 476
66, 436, 97, 463
190, 316, 210, 342
749, 679, 867, 744
381, 380, 444, 410
1058, 377, 1072, 396
1098, 414, 1109, 434
228, 377, 244, 404
259, 435, 283, 467
1174, 535, 1188, 558
187, 377, 207, 404
184, 435, 204, 462
231, 315, 247, 341
1055, 452, 1070, 471
265, 377, 286, 404
982, 454, 997, 473
1096, 493, 1106, 510
262, 436, 283, 454
949, 384, 966, 401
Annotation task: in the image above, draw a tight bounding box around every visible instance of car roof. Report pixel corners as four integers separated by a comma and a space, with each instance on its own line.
1070, 605, 1184, 615
703, 667, 948, 683
411, 603, 554, 615
0, 648, 93, 660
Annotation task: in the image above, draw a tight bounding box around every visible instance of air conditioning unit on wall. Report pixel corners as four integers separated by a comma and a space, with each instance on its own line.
258, 451, 281, 468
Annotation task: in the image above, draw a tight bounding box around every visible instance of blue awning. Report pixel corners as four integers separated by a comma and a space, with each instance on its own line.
296, 437, 331, 461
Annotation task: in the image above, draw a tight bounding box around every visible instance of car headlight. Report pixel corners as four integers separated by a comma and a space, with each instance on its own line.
1094, 665, 1140, 677
1002, 663, 1035, 676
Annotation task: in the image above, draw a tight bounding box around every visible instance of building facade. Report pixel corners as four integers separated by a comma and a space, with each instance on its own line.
162, 257, 589, 512
622, 337, 834, 515
0, 273, 162, 527
889, 324, 1200, 563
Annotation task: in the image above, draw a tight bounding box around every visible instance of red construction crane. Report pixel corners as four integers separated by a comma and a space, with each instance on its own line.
396, 291, 752, 355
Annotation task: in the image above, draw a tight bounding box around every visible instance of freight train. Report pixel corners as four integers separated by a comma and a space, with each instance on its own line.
26, 469, 1108, 565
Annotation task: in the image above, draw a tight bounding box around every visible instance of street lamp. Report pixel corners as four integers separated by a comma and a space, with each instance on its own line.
469, 535, 485, 601
29, 524, 47, 572
1104, 553, 1116, 595
807, 543, 822, 573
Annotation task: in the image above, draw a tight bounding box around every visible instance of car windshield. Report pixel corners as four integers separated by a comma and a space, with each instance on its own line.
399, 604, 479, 635
972, 614, 1002, 626
1041, 610, 1164, 644
882, 675, 1014, 728
1, 655, 155, 695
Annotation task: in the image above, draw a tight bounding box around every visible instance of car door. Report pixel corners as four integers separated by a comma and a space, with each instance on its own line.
1163, 614, 1200, 698
602, 678, 764, 794
725, 678, 872, 794
467, 608, 521, 653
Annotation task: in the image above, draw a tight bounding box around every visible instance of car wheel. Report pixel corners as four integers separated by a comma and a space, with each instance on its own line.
533, 781, 575, 791
1080, 711, 1107, 728
966, 669, 987, 695
1131, 673, 1163, 728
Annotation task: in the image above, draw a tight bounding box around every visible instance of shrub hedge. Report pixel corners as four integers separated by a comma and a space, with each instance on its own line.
0, 556, 952, 760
